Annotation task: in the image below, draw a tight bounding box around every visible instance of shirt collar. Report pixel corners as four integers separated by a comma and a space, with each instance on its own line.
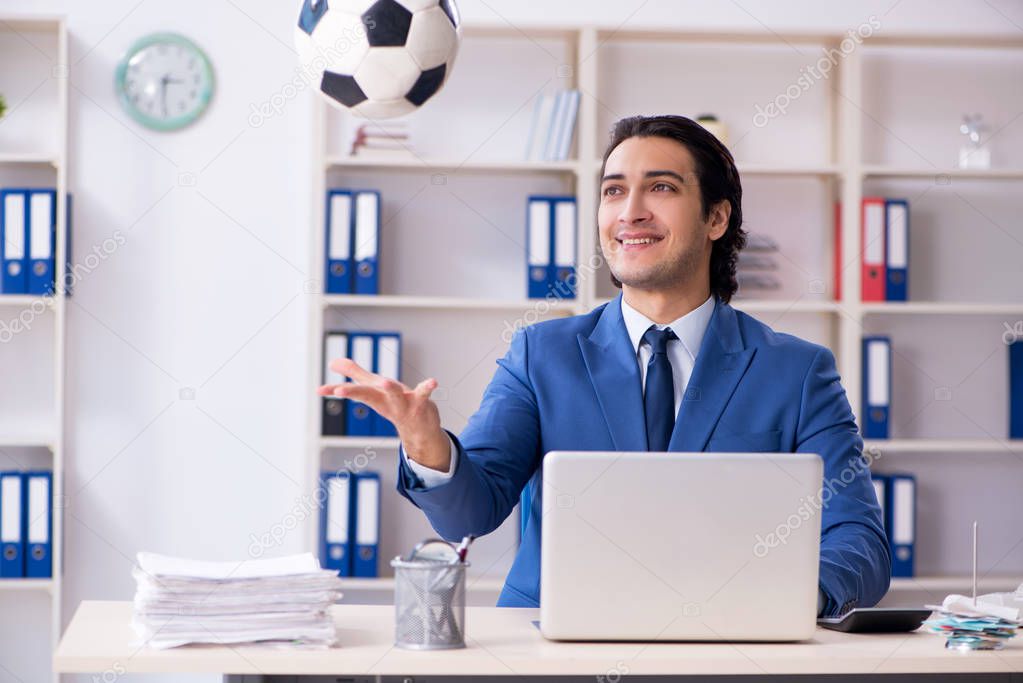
620, 293, 716, 362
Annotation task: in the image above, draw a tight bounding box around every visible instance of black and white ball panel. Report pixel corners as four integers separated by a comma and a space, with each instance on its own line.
297, 0, 461, 117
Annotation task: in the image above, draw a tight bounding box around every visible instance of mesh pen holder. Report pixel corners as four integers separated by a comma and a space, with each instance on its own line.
391, 553, 468, 650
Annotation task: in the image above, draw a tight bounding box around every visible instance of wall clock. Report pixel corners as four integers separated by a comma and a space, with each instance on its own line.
115, 32, 214, 131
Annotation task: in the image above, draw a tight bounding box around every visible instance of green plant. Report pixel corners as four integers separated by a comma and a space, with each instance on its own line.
0, 93, 6, 119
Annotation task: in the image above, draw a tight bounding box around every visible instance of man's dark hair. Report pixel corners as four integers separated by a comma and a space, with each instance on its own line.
600, 114, 746, 304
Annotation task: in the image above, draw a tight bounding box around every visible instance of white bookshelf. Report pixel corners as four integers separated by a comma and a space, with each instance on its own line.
880, 575, 1021, 608
864, 439, 1023, 454
863, 165, 1023, 180
326, 155, 581, 174
0, 153, 59, 166
0, 14, 68, 683
0, 433, 56, 449
0, 294, 57, 308
0, 578, 55, 594
598, 298, 842, 315
861, 302, 1023, 315
889, 575, 1021, 592
736, 163, 840, 177
322, 293, 579, 312
305, 25, 1023, 603
319, 436, 401, 450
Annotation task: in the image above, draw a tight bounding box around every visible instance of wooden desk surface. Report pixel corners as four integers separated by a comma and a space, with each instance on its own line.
55, 601, 1023, 677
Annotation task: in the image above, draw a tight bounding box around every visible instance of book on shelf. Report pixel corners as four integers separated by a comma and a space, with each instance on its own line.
321, 330, 401, 437
1010, 339, 1022, 440
862, 335, 891, 439
526, 195, 577, 300
744, 232, 779, 252
348, 122, 416, 160
736, 253, 778, 270
324, 189, 380, 295
350, 147, 419, 160
0, 188, 72, 297
733, 232, 781, 297
0, 469, 53, 579
872, 472, 916, 578
319, 469, 381, 578
834, 201, 842, 300
735, 272, 781, 294
835, 197, 910, 303
524, 89, 580, 162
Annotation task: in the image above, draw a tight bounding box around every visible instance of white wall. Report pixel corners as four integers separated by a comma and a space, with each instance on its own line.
0, 1, 1021, 681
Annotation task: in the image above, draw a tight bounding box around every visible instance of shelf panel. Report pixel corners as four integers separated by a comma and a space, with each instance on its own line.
0, 434, 53, 449
737, 163, 840, 177
320, 436, 400, 450
0, 15, 64, 33
587, 160, 841, 177
862, 165, 1023, 180
322, 294, 579, 313
730, 299, 840, 314
861, 302, 1023, 315
326, 156, 580, 174
457, 25, 1023, 50
864, 439, 1023, 453
0, 295, 57, 309
0, 579, 53, 593
889, 576, 1020, 592
593, 298, 840, 314
0, 152, 59, 166
461, 24, 579, 41
327, 438, 1023, 455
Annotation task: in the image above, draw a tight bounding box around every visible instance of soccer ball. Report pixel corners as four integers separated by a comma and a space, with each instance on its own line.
295, 0, 462, 119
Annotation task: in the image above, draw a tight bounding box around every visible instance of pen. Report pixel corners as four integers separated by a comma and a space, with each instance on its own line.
972, 521, 978, 606
453, 535, 475, 564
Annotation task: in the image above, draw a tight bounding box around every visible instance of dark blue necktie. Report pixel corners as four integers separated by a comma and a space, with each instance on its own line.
643, 326, 677, 452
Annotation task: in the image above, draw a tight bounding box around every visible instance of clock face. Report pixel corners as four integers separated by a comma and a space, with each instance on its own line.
116, 33, 214, 131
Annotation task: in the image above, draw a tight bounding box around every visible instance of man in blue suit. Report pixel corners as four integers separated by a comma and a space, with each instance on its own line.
319, 115, 891, 617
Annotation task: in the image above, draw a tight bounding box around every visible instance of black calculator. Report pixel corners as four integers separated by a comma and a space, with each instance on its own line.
817, 608, 933, 633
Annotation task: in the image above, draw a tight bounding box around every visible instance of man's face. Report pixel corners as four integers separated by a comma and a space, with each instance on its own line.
598, 136, 727, 291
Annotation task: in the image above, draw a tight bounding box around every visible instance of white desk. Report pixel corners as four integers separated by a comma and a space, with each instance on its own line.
55, 601, 1023, 681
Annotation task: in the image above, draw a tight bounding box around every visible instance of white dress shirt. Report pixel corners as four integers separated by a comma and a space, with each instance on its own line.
403, 294, 717, 487
620, 294, 716, 419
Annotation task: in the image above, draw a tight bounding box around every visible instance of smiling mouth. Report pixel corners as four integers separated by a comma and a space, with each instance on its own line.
617, 235, 664, 250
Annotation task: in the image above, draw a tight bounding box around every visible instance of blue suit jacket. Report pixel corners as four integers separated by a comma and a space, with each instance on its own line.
397, 294, 891, 616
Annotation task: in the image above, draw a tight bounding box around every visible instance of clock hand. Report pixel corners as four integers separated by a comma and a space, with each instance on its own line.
160, 74, 169, 118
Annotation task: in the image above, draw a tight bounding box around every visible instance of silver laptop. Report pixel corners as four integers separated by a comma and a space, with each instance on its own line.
539, 451, 822, 641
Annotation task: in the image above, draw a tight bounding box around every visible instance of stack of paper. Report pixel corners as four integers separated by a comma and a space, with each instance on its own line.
132, 552, 344, 650
734, 232, 781, 297
925, 593, 1021, 651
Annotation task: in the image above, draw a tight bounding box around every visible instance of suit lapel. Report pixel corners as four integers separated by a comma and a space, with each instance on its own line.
578, 294, 647, 451
669, 300, 756, 452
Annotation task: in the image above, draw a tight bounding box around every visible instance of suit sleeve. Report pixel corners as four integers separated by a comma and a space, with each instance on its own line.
395, 328, 542, 541
796, 347, 892, 616
401, 436, 459, 488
